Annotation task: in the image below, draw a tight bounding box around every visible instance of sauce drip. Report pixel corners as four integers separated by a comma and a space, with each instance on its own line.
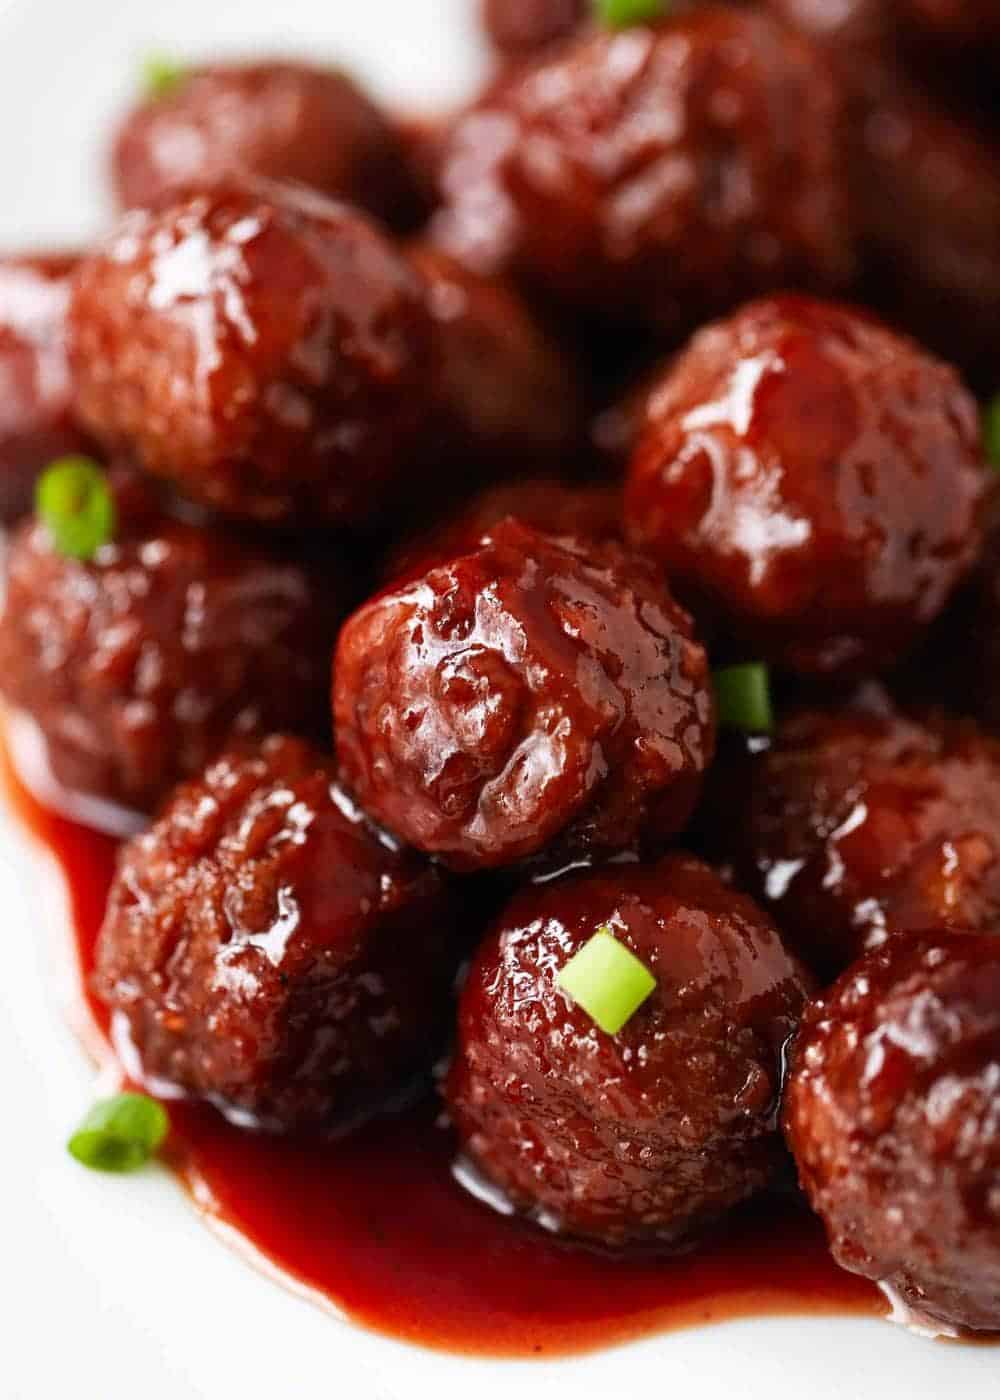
3, 739, 885, 1358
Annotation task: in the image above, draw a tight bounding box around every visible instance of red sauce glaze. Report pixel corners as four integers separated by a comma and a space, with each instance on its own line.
1, 735, 885, 1357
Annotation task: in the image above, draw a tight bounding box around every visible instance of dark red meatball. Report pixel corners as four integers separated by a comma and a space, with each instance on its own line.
723, 694, 1000, 978
768, 3, 1000, 384
0, 254, 87, 522
334, 518, 714, 872
785, 933, 1000, 1334
625, 296, 987, 676
69, 179, 435, 527
112, 61, 415, 226
447, 852, 812, 1245
408, 245, 583, 471
383, 479, 623, 583
481, 0, 586, 55
95, 735, 460, 1133
432, 8, 854, 334
852, 63, 1000, 387
0, 473, 340, 815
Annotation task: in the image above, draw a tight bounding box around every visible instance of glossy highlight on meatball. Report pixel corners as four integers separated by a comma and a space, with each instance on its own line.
69, 179, 435, 526
0, 253, 87, 521
433, 7, 854, 334
448, 852, 812, 1245
0, 472, 340, 815
625, 295, 988, 675
785, 933, 1000, 1334
334, 518, 715, 872
95, 736, 461, 1133
722, 693, 1000, 979
112, 60, 415, 225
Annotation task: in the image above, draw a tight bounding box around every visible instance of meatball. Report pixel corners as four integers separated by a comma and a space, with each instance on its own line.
852, 63, 1000, 387
447, 852, 812, 1245
785, 933, 1000, 1334
112, 61, 415, 226
334, 518, 714, 872
481, 0, 586, 56
0, 254, 87, 522
432, 8, 854, 335
383, 478, 623, 583
625, 295, 987, 676
0, 472, 340, 815
767, 3, 1000, 384
408, 245, 583, 471
69, 179, 435, 527
95, 736, 460, 1133
723, 694, 1000, 978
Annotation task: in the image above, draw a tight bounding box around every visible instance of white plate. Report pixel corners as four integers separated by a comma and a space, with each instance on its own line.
1, 3, 998, 1396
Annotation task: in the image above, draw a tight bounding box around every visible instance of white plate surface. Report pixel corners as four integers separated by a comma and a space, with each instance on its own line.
1, 3, 998, 1396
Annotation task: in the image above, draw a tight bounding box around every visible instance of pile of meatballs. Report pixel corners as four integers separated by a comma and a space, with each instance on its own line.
4, 0, 1000, 1342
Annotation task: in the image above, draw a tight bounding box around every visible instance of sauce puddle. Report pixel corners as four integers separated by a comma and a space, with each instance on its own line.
3, 736, 885, 1358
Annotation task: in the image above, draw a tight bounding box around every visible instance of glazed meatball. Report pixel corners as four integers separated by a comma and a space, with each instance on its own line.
112, 61, 415, 226
95, 736, 460, 1133
0, 254, 87, 521
481, 0, 586, 56
0, 473, 340, 815
383, 478, 623, 583
432, 8, 854, 335
69, 179, 435, 527
334, 518, 714, 872
723, 694, 1000, 978
785, 933, 1000, 1334
448, 853, 812, 1245
408, 245, 583, 471
768, 3, 1000, 383
625, 296, 988, 676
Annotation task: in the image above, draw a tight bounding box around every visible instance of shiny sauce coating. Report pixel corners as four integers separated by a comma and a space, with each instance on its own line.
1, 734, 883, 1357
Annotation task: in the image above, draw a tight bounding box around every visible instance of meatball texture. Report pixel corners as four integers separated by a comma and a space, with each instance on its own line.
625, 296, 987, 675
408, 245, 583, 471
432, 8, 854, 334
383, 478, 623, 583
112, 61, 414, 225
724, 694, 1000, 978
481, 0, 586, 55
335, 519, 714, 872
95, 736, 459, 1133
69, 179, 434, 526
448, 853, 812, 1245
785, 933, 1000, 1334
0, 254, 87, 521
0, 474, 339, 813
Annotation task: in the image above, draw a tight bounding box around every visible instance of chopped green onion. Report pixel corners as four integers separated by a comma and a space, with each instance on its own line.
68, 1093, 169, 1173
142, 53, 187, 100
556, 926, 657, 1036
714, 663, 774, 734
985, 395, 1000, 469
592, 0, 670, 28
35, 457, 115, 562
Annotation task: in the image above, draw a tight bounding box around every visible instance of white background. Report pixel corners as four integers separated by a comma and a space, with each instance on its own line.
1, 2, 998, 1395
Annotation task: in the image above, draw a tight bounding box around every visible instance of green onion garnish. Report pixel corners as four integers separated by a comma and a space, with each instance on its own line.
35, 457, 116, 562
985, 395, 1000, 469
714, 663, 774, 734
556, 926, 657, 1035
142, 53, 187, 100
68, 1093, 169, 1173
592, 0, 670, 28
